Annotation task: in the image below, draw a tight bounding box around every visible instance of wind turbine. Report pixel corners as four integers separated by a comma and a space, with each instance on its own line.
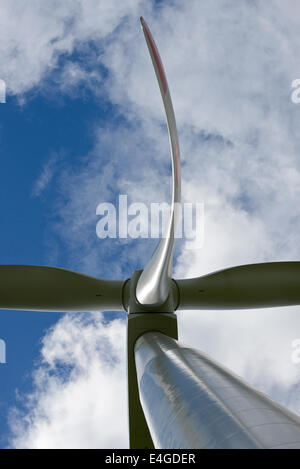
1, 17, 300, 449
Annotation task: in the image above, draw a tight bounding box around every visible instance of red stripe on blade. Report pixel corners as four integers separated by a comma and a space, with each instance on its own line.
140, 17, 168, 94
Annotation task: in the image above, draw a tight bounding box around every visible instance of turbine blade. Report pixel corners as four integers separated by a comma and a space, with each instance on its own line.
136, 18, 181, 307
0, 265, 125, 312
176, 262, 300, 310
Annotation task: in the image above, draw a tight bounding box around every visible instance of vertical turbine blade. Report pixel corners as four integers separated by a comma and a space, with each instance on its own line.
136, 17, 181, 307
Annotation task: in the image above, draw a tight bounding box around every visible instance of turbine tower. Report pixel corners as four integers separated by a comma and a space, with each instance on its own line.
1, 17, 300, 449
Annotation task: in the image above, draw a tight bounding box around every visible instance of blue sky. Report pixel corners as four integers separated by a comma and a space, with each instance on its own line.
0, 77, 101, 446
0, 3, 163, 447
1, 0, 300, 448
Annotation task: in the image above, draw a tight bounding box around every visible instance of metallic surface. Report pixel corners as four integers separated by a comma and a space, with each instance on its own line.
135, 332, 300, 449
0, 265, 124, 312
125, 270, 179, 314
176, 262, 300, 310
127, 310, 178, 448
136, 17, 181, 307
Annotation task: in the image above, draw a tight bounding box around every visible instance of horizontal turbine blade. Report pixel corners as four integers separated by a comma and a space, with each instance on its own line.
176, 262, 300, 310
0, 265, 125, 312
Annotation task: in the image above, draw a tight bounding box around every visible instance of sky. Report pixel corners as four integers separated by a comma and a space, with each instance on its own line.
1, 0, 300, 449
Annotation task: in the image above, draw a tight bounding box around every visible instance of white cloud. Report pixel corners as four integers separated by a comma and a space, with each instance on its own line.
0, 0, 144, 96
32, 153, 60, 197
5, 0, 300, 448
9, 313, 128, 449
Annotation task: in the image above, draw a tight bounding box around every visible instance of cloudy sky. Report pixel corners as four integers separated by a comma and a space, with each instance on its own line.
1, 0, 300, 449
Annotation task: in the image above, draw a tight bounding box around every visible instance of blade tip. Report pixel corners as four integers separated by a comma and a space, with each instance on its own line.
140, 16, 145, 28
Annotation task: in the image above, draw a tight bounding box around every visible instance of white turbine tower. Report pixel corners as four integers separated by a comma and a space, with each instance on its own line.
1, 18, 300, 449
